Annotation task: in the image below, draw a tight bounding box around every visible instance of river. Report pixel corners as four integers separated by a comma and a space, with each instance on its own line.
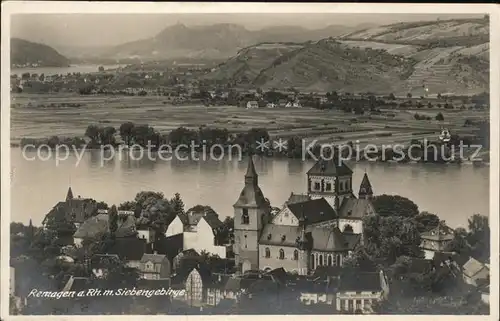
10, 149, 489, 228
10, 64, 127, 77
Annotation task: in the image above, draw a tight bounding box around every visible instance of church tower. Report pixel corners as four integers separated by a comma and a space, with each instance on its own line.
296, 215, 311, 276
358, 172, 374, 199
233, 156, 271, 273
66, 187, 74, 201
306, 155, 354, 211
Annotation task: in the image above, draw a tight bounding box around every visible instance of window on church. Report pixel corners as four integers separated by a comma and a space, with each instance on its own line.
325, 182, 332, 191
265, 248, 270, 258
244, 235, 247, 248
242, 208, 249, 224
319, 255, 323, 266
293, 250, 298, 260
340, 181, 344, 191
328, 255, 332, 266
279, 249, 285, 260
314, 182, 320, 190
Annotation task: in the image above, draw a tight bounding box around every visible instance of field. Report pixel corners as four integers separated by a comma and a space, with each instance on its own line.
10, 94, 489, 151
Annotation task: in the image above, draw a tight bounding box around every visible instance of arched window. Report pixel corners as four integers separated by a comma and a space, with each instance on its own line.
293, 250, 299, 260
336, 254, 341, 266
328, 255, 332, 266
340, 181, 344, 191
311, 254, 315, 269
279, 249, 285, 260
344, 224, 354, 233
242, 208, 249, 224
319, 254, 323, 266
265, 247, 270, 258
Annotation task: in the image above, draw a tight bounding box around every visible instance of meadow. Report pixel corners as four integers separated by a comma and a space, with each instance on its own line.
10, 93, 488, 151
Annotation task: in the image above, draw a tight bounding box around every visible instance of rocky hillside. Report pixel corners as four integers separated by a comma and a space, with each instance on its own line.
11, 38, 70, 67
103, 23, 374, 61
205, 18, 490, 95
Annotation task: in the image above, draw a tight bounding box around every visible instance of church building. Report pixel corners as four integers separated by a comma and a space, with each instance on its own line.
233, 156, 377, 275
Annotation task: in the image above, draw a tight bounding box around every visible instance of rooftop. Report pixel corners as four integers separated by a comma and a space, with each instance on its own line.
307, 157, 353, 177
287, 198, 337, 225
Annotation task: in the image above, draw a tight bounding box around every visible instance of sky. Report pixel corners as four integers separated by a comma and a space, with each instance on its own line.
11, 13, 483, 47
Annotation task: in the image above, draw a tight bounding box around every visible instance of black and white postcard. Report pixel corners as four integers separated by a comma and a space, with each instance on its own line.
1, 2, 498, 319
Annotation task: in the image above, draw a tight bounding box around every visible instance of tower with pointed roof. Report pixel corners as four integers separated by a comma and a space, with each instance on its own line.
233, 156, 271, 273
66, 187, 74, 202
358, 173, 374, 199
306, 155, 354, 211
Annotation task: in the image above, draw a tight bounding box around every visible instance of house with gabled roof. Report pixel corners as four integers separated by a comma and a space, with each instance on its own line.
461, 256, 489, 287
139, 253, 171, 280
336, 270, 389, 314
73, 213, 137, 247
165, 206, 227, 258
420, 221, 455, 259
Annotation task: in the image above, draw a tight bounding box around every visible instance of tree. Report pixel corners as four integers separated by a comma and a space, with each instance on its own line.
415, 211, 440, 233
372, 195, 419, 218
98, 66, 105, 72
108, 205, 118, 236
446, 227, 471, 256
362, 214, 423, 266
101, 126, 117, 145
119, 122, 136, 146
467, 214, 489, 262
388, 93, 396, 100
85, 125, 101, 144
407, 93, 412, 99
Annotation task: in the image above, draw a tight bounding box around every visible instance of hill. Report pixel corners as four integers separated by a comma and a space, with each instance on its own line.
11, 38, 70, 67
102, 23, 374, 61
205, 18, 490, 96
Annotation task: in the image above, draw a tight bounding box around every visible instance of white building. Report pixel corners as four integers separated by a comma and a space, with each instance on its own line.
165, 208, 227, 258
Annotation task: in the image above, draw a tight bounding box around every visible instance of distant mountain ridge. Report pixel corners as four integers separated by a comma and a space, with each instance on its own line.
99, 22, 378, 61
11, 38, 70, 67
205, 17, 490, 96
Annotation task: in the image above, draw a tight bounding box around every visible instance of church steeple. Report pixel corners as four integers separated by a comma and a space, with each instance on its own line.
358, 172, 373, 199
245, 155, 258, 186
66, 187, 74, 201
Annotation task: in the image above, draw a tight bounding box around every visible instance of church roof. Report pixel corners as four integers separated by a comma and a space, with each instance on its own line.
259, 224, 356, 252
233, 184, 268, 207
245, 155, 258, 178
307, 157, 353, 176
259, 224, 301, 247
358, 173, 373, 196
337, 198, 373, 219
285, 193, 311, 205
234, 158, 268, 208
287, 198, 337, 225
421, 222, 454, 241
308, 226, 353, 252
